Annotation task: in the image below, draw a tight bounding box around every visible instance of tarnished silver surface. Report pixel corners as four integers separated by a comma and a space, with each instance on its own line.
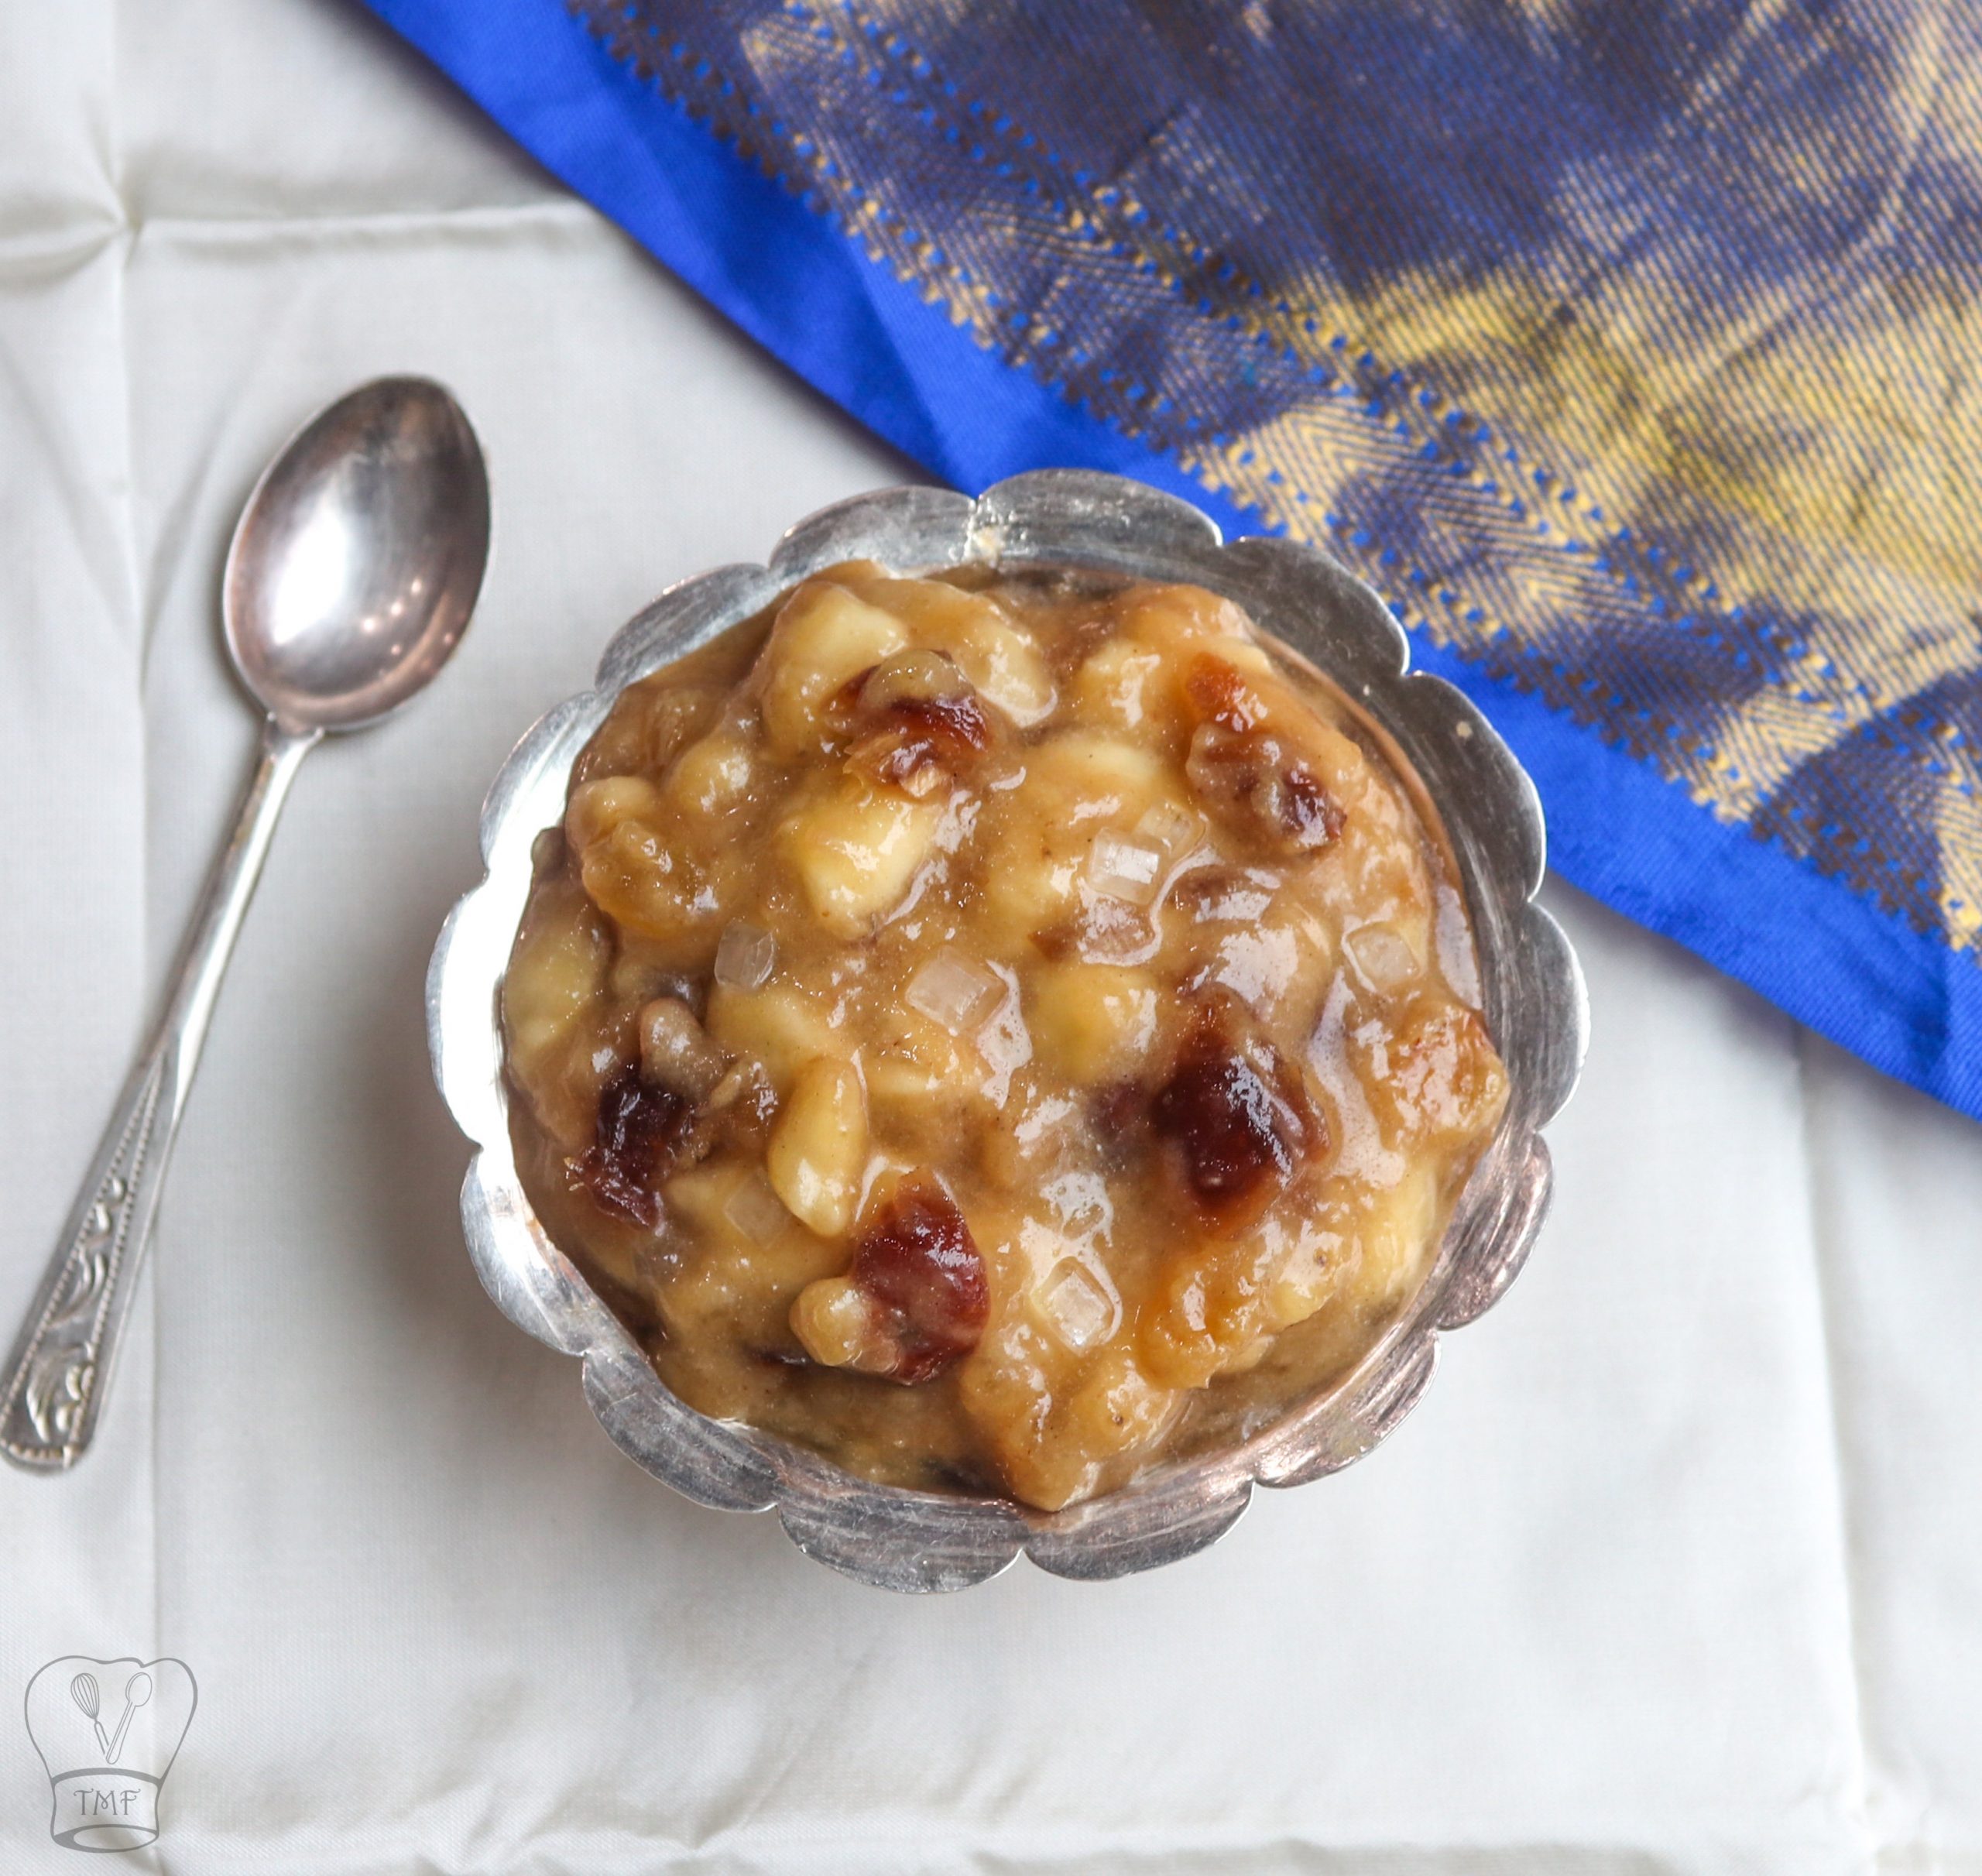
427, 471, 1586, 1590
2, 377, 490, 1472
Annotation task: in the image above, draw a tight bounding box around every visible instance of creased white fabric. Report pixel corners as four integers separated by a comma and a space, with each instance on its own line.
2, 4, 1980, 1871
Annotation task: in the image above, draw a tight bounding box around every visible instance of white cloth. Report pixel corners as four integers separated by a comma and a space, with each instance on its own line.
2, 5, 1979, 1870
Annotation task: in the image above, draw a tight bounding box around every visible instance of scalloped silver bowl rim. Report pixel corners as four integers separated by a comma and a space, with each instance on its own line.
427, 469, 1589, 1593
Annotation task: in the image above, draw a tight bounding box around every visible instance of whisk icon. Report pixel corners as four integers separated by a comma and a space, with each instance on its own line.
68, 1672, 110, 1759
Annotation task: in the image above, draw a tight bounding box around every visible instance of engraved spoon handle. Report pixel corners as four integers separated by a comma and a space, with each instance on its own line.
1, 718, 319, 1471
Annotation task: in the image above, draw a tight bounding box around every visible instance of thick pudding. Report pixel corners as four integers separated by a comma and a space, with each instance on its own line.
502, 563, 1507, 1510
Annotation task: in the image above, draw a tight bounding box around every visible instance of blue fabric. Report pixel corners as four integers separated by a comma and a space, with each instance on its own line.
360, 0, 1982, 1120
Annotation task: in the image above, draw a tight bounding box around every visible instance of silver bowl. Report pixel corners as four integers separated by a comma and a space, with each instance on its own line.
427, 472, 1587, 1592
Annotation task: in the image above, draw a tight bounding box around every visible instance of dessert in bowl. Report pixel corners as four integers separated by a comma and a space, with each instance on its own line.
430, 472, 1585, 1589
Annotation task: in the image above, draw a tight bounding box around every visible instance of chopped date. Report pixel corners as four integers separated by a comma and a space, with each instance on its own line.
571, 1065, 697, 1228
848, 1175, 989, 1384
1150, 1009, 1321, 1223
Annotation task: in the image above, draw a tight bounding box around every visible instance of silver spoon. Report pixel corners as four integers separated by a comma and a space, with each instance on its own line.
1, 376, 490, 1472
108, 1672, 153, 1764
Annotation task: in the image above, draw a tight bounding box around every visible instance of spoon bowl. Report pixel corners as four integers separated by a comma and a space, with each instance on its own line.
225, 376, 490, 732
108, 1672, 153, 1763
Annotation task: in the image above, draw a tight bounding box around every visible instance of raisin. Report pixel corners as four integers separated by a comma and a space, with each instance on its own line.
848, 1175, 989, 1384
843, 657, 993, 794
571, 1065, 694, 1228
824, 663, 878, 729
1277, 764, 1342, 845
890, 688, 991, 756
1150, 1005, 1321, 1226
1186, 721, 1343, 854
1183, 654, 1266, 732
845, 729, 938, 794
1075, 892, 1149, 961
1172, 866, 1275, 925
1352, 999, 1507, 1147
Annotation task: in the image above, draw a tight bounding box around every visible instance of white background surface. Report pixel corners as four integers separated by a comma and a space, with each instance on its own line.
2, 5, 1980, 1871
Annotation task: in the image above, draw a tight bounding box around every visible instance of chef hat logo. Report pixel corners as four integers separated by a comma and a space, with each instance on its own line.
24, 1657, 197, 1853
